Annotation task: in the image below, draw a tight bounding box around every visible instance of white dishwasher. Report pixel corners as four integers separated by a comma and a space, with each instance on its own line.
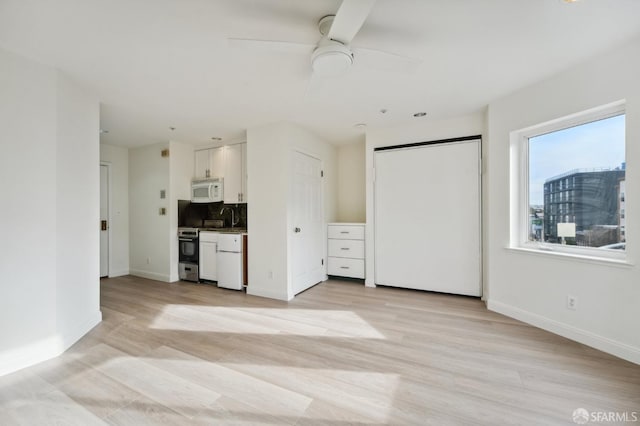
217, 233, 243, 290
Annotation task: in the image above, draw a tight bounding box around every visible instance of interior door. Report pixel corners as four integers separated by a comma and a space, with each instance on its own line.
291, 151, 323, 296
100, 164, 109, 278
374, 138, 481, 296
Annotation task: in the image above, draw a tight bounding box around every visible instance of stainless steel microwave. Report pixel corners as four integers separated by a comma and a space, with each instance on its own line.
191, 178, 223, 203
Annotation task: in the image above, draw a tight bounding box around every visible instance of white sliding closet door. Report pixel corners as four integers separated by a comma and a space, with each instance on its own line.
374, 138, 481, 296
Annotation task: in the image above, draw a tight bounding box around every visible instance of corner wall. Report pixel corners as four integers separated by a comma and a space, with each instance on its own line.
0, 48, 101, 376
55, 73, 101, 346
129, 143, 171, 281
169, 141, 194, 282
337, 139, 366, 223
486, 35, 640, 364
246, 122, 337, 301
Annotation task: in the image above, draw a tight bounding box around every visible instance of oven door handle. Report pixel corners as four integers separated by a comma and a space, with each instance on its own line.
178, 238, 195, 242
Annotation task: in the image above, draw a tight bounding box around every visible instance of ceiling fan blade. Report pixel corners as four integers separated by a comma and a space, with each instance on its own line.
328, 0, 376, 45
353, 47, 422, 73
228, 38, 315, 55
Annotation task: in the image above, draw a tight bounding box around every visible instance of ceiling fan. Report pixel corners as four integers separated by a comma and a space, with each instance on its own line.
228, 0, 421, 79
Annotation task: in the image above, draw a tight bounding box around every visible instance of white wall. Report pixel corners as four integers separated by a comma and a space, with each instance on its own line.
129, 143, 171, 281
55, 73, 101, 346
365, 114, 486, 287
100, 144, 130, 277
246, 122, 337, 301
246, 123, 293, 300
486, 35, 640, 364
0, 48, 101, 376
336, 139, 366, 223
0, 47, 58, 375
169, 140, 194, 282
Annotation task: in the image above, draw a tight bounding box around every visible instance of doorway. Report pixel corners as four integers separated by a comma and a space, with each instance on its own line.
100, 163, 110, 278
290, 150, 324, 296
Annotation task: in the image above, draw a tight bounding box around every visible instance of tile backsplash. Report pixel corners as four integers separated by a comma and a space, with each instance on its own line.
178, 200, 247, 229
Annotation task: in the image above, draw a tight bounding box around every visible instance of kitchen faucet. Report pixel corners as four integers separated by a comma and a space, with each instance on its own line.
220, 206, 239, 228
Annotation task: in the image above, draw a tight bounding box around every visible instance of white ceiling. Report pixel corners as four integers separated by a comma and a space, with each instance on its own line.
1, 0, 640, 148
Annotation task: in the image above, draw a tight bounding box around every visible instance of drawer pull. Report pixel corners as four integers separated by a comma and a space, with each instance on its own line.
340, 247, 350, 250
340, 231, 350, 234
340, 266, 350, 269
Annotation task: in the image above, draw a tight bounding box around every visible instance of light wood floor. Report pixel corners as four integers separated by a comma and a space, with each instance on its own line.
1, 276, 638, 425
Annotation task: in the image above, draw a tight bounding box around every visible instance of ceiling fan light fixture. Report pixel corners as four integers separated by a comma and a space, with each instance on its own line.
311, 44, 353, 78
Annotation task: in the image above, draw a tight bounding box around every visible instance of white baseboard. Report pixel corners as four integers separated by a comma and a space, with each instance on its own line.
130, 269, 171, 282
0, 335, 63, 377
247, 286, 292, 301
108, 269, 129, 278
0, 310, 102, 377
487, 299, 640, 365
365, 277, 376, 288
59, 310, 102, 351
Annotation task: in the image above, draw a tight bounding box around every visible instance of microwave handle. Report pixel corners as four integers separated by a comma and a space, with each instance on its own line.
209, 184, 214, 200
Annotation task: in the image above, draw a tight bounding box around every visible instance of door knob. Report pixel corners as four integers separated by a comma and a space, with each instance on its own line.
294, 227, 301, 233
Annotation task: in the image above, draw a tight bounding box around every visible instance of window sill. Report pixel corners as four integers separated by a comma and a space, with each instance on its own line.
506, 246, 634, 268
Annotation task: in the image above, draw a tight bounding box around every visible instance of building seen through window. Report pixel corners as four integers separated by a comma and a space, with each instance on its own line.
528, 113, 626, 250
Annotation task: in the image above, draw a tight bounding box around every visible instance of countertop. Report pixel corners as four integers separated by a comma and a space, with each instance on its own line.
199, 227, 248, 234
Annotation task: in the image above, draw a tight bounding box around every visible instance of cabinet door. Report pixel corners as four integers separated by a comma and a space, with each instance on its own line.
199, 241, 217, 280
209, 147, 224, 179
194, 149, 210, 178
241, 143, 248, 203
223, 144, 243, 204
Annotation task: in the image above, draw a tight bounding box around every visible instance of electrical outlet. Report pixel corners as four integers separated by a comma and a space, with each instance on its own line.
146, 257, 151, 264
567, 295, 577, 310
268, 270, 273, 279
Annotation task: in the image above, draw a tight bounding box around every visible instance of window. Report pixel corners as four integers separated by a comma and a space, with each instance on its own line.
513, 101, 627, 259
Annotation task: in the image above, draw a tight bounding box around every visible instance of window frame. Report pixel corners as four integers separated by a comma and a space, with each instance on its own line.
510, 100, 627, 261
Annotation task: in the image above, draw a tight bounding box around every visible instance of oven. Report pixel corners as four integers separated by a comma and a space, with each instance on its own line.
178, 227, 199, 282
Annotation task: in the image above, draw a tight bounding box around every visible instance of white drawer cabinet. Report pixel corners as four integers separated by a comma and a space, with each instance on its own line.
328, 239, 365, 258
328, 257, 365, 279
328, 224, 365, 240
327, 223, 365, 279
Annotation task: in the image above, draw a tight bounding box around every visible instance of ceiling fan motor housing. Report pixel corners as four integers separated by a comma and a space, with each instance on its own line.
311, 42, 354, 77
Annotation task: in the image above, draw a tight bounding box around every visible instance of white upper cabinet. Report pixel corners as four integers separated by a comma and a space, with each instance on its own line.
194, 149, 209, 179
195, 146, 224, 179
223, 143, 247, 204
209, 147, 224, 179
241, 143, 247, 203
194, 143, 247, 203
